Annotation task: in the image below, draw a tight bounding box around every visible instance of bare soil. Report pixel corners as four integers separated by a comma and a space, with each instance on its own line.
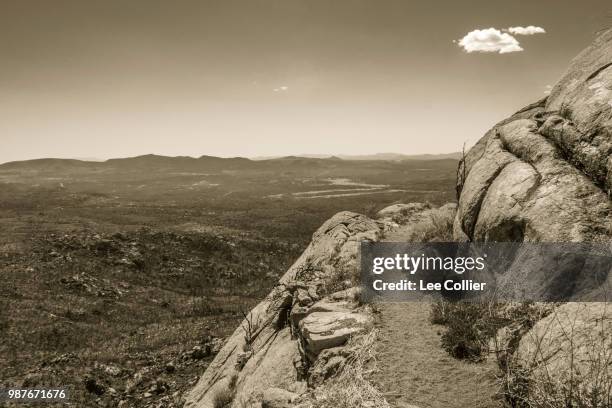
373, 302, 503, 408
373, 218, 503, 408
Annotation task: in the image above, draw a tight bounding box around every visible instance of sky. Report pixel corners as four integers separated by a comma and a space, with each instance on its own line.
1, 0, 611, 163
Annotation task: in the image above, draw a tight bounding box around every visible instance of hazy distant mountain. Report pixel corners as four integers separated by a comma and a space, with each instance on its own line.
340, 152, 461, 161
252, 152, 461, 161
0, 152, 459, 174
0, 154, 258, 173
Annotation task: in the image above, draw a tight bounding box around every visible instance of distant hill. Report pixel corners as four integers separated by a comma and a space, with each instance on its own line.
252, 152, 462, 161
0, 153, 459, 173
0, 154, 259, 173
339, 152, 462, 161
0, 158, 101, 172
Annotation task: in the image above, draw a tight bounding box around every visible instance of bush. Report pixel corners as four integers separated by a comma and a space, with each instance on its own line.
435, 301, 507, 362
322, 264, 359, 296
429, 298, 450, 325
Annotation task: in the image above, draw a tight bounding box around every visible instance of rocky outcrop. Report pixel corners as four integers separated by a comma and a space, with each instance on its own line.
184, 212, 383, 408
455, 29, 612, 243
455, 29, 612, 404
454, 29, 612, 302
515, 302, 611, 380
185, 203, 449, 407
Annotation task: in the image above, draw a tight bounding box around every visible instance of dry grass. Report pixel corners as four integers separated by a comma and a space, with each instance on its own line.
410, 208, 455, 242
430, 300, 509, 362
429, 298, 451, 324
500, 304, 612, 407
213, 374, 238, 408
387, 204, 455, 242
309, 329, 390, 408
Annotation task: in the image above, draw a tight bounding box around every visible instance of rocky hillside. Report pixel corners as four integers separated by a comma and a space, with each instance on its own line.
184, 211, 386, 408
184, 203, 455, 408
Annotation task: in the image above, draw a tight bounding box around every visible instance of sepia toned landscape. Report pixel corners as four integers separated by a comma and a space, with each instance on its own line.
1, 1, 612, 408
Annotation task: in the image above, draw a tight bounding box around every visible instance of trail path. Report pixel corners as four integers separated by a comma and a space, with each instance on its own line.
372, 226, 503, 408
373, 303, 502, 408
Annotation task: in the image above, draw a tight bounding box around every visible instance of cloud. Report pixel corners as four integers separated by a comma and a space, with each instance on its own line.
457, 28, 523, 54
507, 26, 546, 35
273, 86, 288, 92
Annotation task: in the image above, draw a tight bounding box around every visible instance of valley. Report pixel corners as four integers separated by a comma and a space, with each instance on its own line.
0, 154, 457, 407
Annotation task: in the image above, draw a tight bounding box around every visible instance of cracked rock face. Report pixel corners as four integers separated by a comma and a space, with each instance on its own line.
456, 30, 612, 383
184, 212, 382, 408
455, 29, 612, 244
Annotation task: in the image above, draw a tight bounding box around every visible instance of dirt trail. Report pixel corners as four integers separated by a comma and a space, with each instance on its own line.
372, 225, 503, 408
373, 303, 503, 408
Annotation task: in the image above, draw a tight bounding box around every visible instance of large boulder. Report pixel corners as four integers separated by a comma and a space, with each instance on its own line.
455, 110, 612, 243
514, 303, 611, 399
453, 29, 612, 302
455, 29, 612, 244
455, 29, 612, 405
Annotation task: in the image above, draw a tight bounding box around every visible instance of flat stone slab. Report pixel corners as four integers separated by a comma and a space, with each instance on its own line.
299, 311, 373, 357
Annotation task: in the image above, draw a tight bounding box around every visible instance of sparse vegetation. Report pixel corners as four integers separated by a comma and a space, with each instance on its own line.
322, 264, 360, 296
499, 304, 612, 408
432, 299, 612, 407
308, 330, 390, 408
429, 298, 450, 325
240, 310, 257, 352
408, 206, 455, 242
431, 300, 507, 362
189, 296, 223, 317
213, 374, 238, 408
439, 302, 499, 361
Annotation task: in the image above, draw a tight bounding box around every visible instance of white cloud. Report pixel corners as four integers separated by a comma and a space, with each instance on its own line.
273, 86, 288, 92
457, 28, 523, 54
507, 26, 546, 35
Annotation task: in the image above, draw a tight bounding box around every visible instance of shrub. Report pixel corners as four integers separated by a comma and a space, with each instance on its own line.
435, 301, 507, 362
240, 309, 257, 352
401, 206, 455, 242
362, 202, 379, 219
429, 298, 450, 325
